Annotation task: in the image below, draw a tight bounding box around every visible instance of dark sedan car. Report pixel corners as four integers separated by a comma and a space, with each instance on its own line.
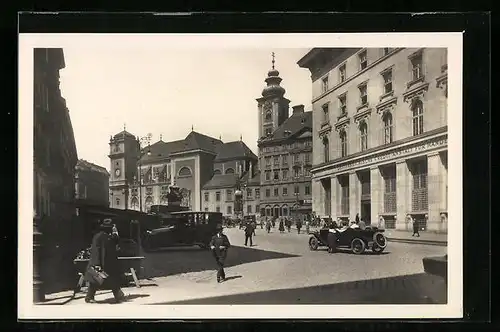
309, 226, 387, 254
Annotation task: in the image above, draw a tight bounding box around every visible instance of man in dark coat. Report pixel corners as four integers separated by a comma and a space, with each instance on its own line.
209, 224, 231, 283
84, 219, 125, 303
244, 221, 254, 246
327, 220, 339, 254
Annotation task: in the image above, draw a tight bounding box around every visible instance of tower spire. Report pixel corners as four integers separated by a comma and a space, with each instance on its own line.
240, 134, 242, 141
123, 123, 126, 131
191, 125, 194, 131
272, 52, 275, 69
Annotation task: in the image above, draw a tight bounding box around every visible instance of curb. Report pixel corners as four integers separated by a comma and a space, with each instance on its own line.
387, 238, 447, 246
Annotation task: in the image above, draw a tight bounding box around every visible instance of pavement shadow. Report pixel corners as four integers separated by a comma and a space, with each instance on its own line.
97, 294, 150, 304
142, 245, 299, 279
315, 248, 391, 255
150, 273, 447, 305
222, 275, 242, 282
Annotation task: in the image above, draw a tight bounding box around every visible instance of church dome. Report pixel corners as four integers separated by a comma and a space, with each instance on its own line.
261, 53, 286, 97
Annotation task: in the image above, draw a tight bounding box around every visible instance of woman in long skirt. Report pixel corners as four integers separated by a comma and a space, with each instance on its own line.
278, 219, 285, 233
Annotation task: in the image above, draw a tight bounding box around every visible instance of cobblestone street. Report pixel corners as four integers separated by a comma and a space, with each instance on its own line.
45, 227, 447, 305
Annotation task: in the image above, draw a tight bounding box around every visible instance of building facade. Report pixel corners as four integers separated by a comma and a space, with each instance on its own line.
298, 47, 448, 233
257, 59, 313, 219
34, 48, 78, 221
75, 159, 110, 207
201, 140, 260, 217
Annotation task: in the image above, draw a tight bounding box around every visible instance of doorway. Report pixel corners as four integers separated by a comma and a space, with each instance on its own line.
361, 200, 371, 225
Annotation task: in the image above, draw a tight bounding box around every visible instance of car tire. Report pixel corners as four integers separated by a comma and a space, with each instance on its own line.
351, 238, 366, 254
373, 232, 387, 249
309, 236, 319, 251
372, 243, 385, 254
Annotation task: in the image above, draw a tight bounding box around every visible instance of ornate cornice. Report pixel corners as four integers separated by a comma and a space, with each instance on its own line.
318, 123, 332, 138
403, 81, 430, 104
334, 117, 350, 132
376, 96, 397, 116
353, 107, 372, 124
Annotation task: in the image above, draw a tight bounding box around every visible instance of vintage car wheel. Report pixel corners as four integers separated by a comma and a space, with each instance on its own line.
372, 243, 385, 253
373, 232, 387, 249
351, 238, 366, 254
309, 236, 319, 251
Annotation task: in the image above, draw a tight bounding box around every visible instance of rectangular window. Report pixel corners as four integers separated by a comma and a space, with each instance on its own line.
339, 94, 347, 115
255, 188, 260, 198
265, 157, 271, 166
226, 189, 233, 201
294, 168, 300, 178
341, 182, 350, 215
273, 171, 279, 180
246, 188, 252, 198
265, 171, 271, 181
305, 185, 311, 195
282, 169, 288, 180
304, 153, 311, 164
247, 205, 252, 214
216, 191, 221, 201
384, 168, 397, 213
227, 205, 232, 215
359, 50, 367, 70
304, 167, 311, 177
339, 64, 346, 82
382, 69, 393, 94
359, 83, 368, 105
321, 75, 329, 93
294, 185, 300, 195
283, 187, 288, 196
282, 154, 288, 165
265, 189, 271, 197
412, 161, 428, 211
293, 154, 300, 163
273, 156, 279, 166
274, 188, 279, 196
305, 140, 312, 147
410, 52, 423, 81
216, 206, 220, 212
322, 103, 329, 123
204, 192, 209, 202
383, 48, 391, 56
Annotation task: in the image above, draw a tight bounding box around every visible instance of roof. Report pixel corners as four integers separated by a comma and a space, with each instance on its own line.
259, 111, 313, 144
76, 159, 109, 175
241, 170, 261, 186
202, 174, 239, 190
113, 130, 136, 140
215, 141, 257, 162
140, 131, 223, 163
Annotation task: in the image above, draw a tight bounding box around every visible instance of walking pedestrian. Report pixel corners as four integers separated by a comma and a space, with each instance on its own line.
412, 217, 420, 237
84, 218, 126, 304
286, 218, 291, 232
252, 220, 257, 236
278, 219, 285, 233
296, 219, 302, 234
209, 224, 231, 283
266, 219, 272, 233
244, 221, 254, 246
305, 220, 310, 234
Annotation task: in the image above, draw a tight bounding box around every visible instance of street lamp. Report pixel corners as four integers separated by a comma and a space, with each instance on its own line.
137, 143, 151, 212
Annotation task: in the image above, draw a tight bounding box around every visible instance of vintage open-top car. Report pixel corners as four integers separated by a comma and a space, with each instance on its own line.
308, 226, 387, 254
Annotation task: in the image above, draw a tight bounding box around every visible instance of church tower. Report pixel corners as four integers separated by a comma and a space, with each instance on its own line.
257, 52, 291, 139
108, 128, 140, 209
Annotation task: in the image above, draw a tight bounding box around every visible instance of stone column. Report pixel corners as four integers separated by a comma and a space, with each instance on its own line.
440, 152, 448, 233
349, 172, 358, 222
312, 179, 322, 216
396, 160, 410, 230
370, 166, 382, 226
427, 153, 442, 232
330, 176, 338, 219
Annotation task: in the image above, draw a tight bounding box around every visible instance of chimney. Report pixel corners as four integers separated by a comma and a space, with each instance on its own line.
292, 104, 305, 114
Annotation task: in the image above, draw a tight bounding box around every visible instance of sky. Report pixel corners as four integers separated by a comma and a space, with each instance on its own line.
58, 47, 312, 171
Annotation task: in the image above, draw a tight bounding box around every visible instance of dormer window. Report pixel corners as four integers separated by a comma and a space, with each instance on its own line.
321, 75, 329, 93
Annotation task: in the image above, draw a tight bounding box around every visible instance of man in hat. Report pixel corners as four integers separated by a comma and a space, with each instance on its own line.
84, 218, 126, 303
209, 224, 231, 283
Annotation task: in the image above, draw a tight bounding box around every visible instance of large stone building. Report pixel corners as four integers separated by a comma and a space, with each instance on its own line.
201, 139, 260, 217
257, 58, 313, 219
298, 47, 448, 233
108, 129, 258, 215
75, 159, 110, 207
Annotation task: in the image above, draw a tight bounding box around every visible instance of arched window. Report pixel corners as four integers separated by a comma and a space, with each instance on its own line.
213, 169, 221, 175
340, 130, 348, 157
178, 166, 192, 177
412, 99, 424, 136
265, 205, 272, 217
131, 197, 139, 210
383, 112, 393, 144
282, 205, 289, 217
225, 168, 235, 174
359, 121, 368, 151
322, 137, 329, 163
265, 110, 272, 122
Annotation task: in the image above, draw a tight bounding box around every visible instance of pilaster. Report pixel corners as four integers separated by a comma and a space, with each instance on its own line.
427, 152, 442, 232
370, 166, 382, 225
330, 176, 338, 219
396, 160, 410, 230
349, 172, 359, 222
